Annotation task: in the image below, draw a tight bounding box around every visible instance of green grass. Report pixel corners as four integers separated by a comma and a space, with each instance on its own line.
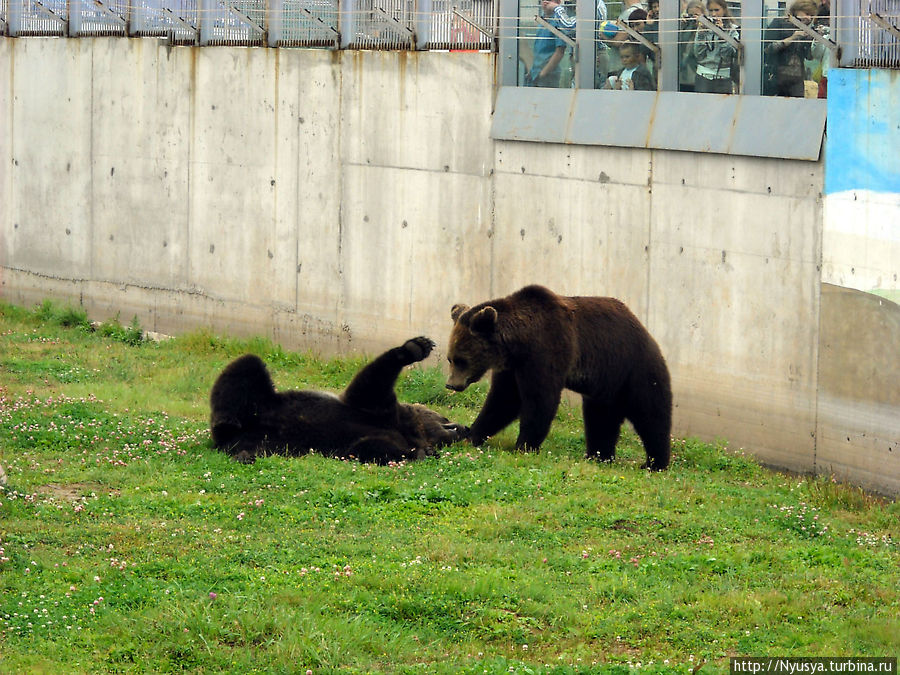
0, 300, 897, 674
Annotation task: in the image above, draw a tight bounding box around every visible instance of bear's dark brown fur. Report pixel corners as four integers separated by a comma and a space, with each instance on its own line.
210, 337, 468, 464
445, 285, 671, 470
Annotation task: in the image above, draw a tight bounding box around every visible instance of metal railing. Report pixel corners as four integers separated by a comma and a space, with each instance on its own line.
0, 0, 499, 50
0, 0, 896, 69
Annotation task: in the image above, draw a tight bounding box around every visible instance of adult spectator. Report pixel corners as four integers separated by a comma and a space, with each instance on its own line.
678, 0, 705, 91
595, 0, 611, 88
763, 0, 817, 97
692, 0, 739, 93
610, 8, 650, 43
528, 0, 576, 87
642, 0, 661, 73
619, 0, 647, 21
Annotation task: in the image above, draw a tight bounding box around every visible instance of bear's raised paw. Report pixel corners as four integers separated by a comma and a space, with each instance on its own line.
400, 336, 435, 364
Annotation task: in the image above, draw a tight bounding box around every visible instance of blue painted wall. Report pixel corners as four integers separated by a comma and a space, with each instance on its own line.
822, 68, 900, 300
825, 68, 900, 196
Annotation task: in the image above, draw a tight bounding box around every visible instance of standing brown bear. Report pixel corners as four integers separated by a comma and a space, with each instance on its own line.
445, 285, 672, 470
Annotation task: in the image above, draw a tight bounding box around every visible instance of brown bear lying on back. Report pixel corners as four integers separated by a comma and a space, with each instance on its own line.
210, 337, 469, 464
445, 285, 672, 470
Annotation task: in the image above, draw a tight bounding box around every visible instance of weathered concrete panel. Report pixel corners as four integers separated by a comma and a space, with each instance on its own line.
490, 141, 652, 317
90, 38, 192, 287
495, 141, 654, 188
188, 47, 290, 306
649, 152, 822, 471
817, 284, 900, 495
339, 164, 493, 353
8, 39, 93, 278
0, 39, 10, 271
341, 51, 496, 176
651, 150, 823, 200
649, 238, 820, 472
289, 51, 343, 328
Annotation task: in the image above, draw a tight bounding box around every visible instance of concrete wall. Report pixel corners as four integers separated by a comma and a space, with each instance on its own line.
1, 37, 897, 495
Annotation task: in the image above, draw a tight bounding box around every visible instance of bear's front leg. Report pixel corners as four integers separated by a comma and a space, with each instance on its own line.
468, 370, 521, 445
341, 337, 434, 413
513, 376, 563, 452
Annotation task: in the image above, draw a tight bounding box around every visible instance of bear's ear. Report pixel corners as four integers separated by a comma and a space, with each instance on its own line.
469, 306, 498, 336
450, 304, 469, 323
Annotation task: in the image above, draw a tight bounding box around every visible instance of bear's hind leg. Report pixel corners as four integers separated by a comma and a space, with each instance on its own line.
342, 434, 416, 464
340, 337, 434, 413
630, 417, 671, 471
221, 432, 271, 464
624, 375, 672, 470
582, 397, 625, 462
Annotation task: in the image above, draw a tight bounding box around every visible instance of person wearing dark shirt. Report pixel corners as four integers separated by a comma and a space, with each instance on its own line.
763, 0, 817, 97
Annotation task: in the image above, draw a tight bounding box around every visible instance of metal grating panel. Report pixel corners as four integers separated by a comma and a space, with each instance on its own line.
271, 0, 340, 47
849, 0, 900, 67
131, 0, 199, 43
426, 0, 496, 50
348, 0, 416, 49
70, 0, 128, 36
8, 0, 68, 36
200, 0, 266, 46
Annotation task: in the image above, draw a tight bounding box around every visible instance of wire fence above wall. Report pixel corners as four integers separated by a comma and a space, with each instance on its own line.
840, 0, 900, 67
0, 0, 498, 49
0, 0, 895, 68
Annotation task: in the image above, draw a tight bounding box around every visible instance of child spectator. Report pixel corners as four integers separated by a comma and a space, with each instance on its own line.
611, 42, 657, 90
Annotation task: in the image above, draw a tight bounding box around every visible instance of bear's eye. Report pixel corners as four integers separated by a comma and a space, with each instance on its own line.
451, 357, 468, 369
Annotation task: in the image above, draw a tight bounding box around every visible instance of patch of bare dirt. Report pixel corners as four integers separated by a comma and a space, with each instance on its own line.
37, 482, 117, 501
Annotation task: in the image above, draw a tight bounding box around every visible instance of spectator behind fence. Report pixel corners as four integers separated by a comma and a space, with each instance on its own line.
763, 0, 817, 97
679, 0, 705, 91
595, 0, 610, 88
619, 0, 648, 21
692, 0, 739, 93
642, 0, 661, 72
807, 4, 831, 97
527, 0, 576, 88
610, 8, 650, 44
602, 7, 651, 85
644, 0, 660, 40
611, 9, 657, 74
609, 42, 657, 91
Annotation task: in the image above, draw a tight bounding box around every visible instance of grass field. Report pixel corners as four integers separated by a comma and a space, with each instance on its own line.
0, 301, 897, 674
